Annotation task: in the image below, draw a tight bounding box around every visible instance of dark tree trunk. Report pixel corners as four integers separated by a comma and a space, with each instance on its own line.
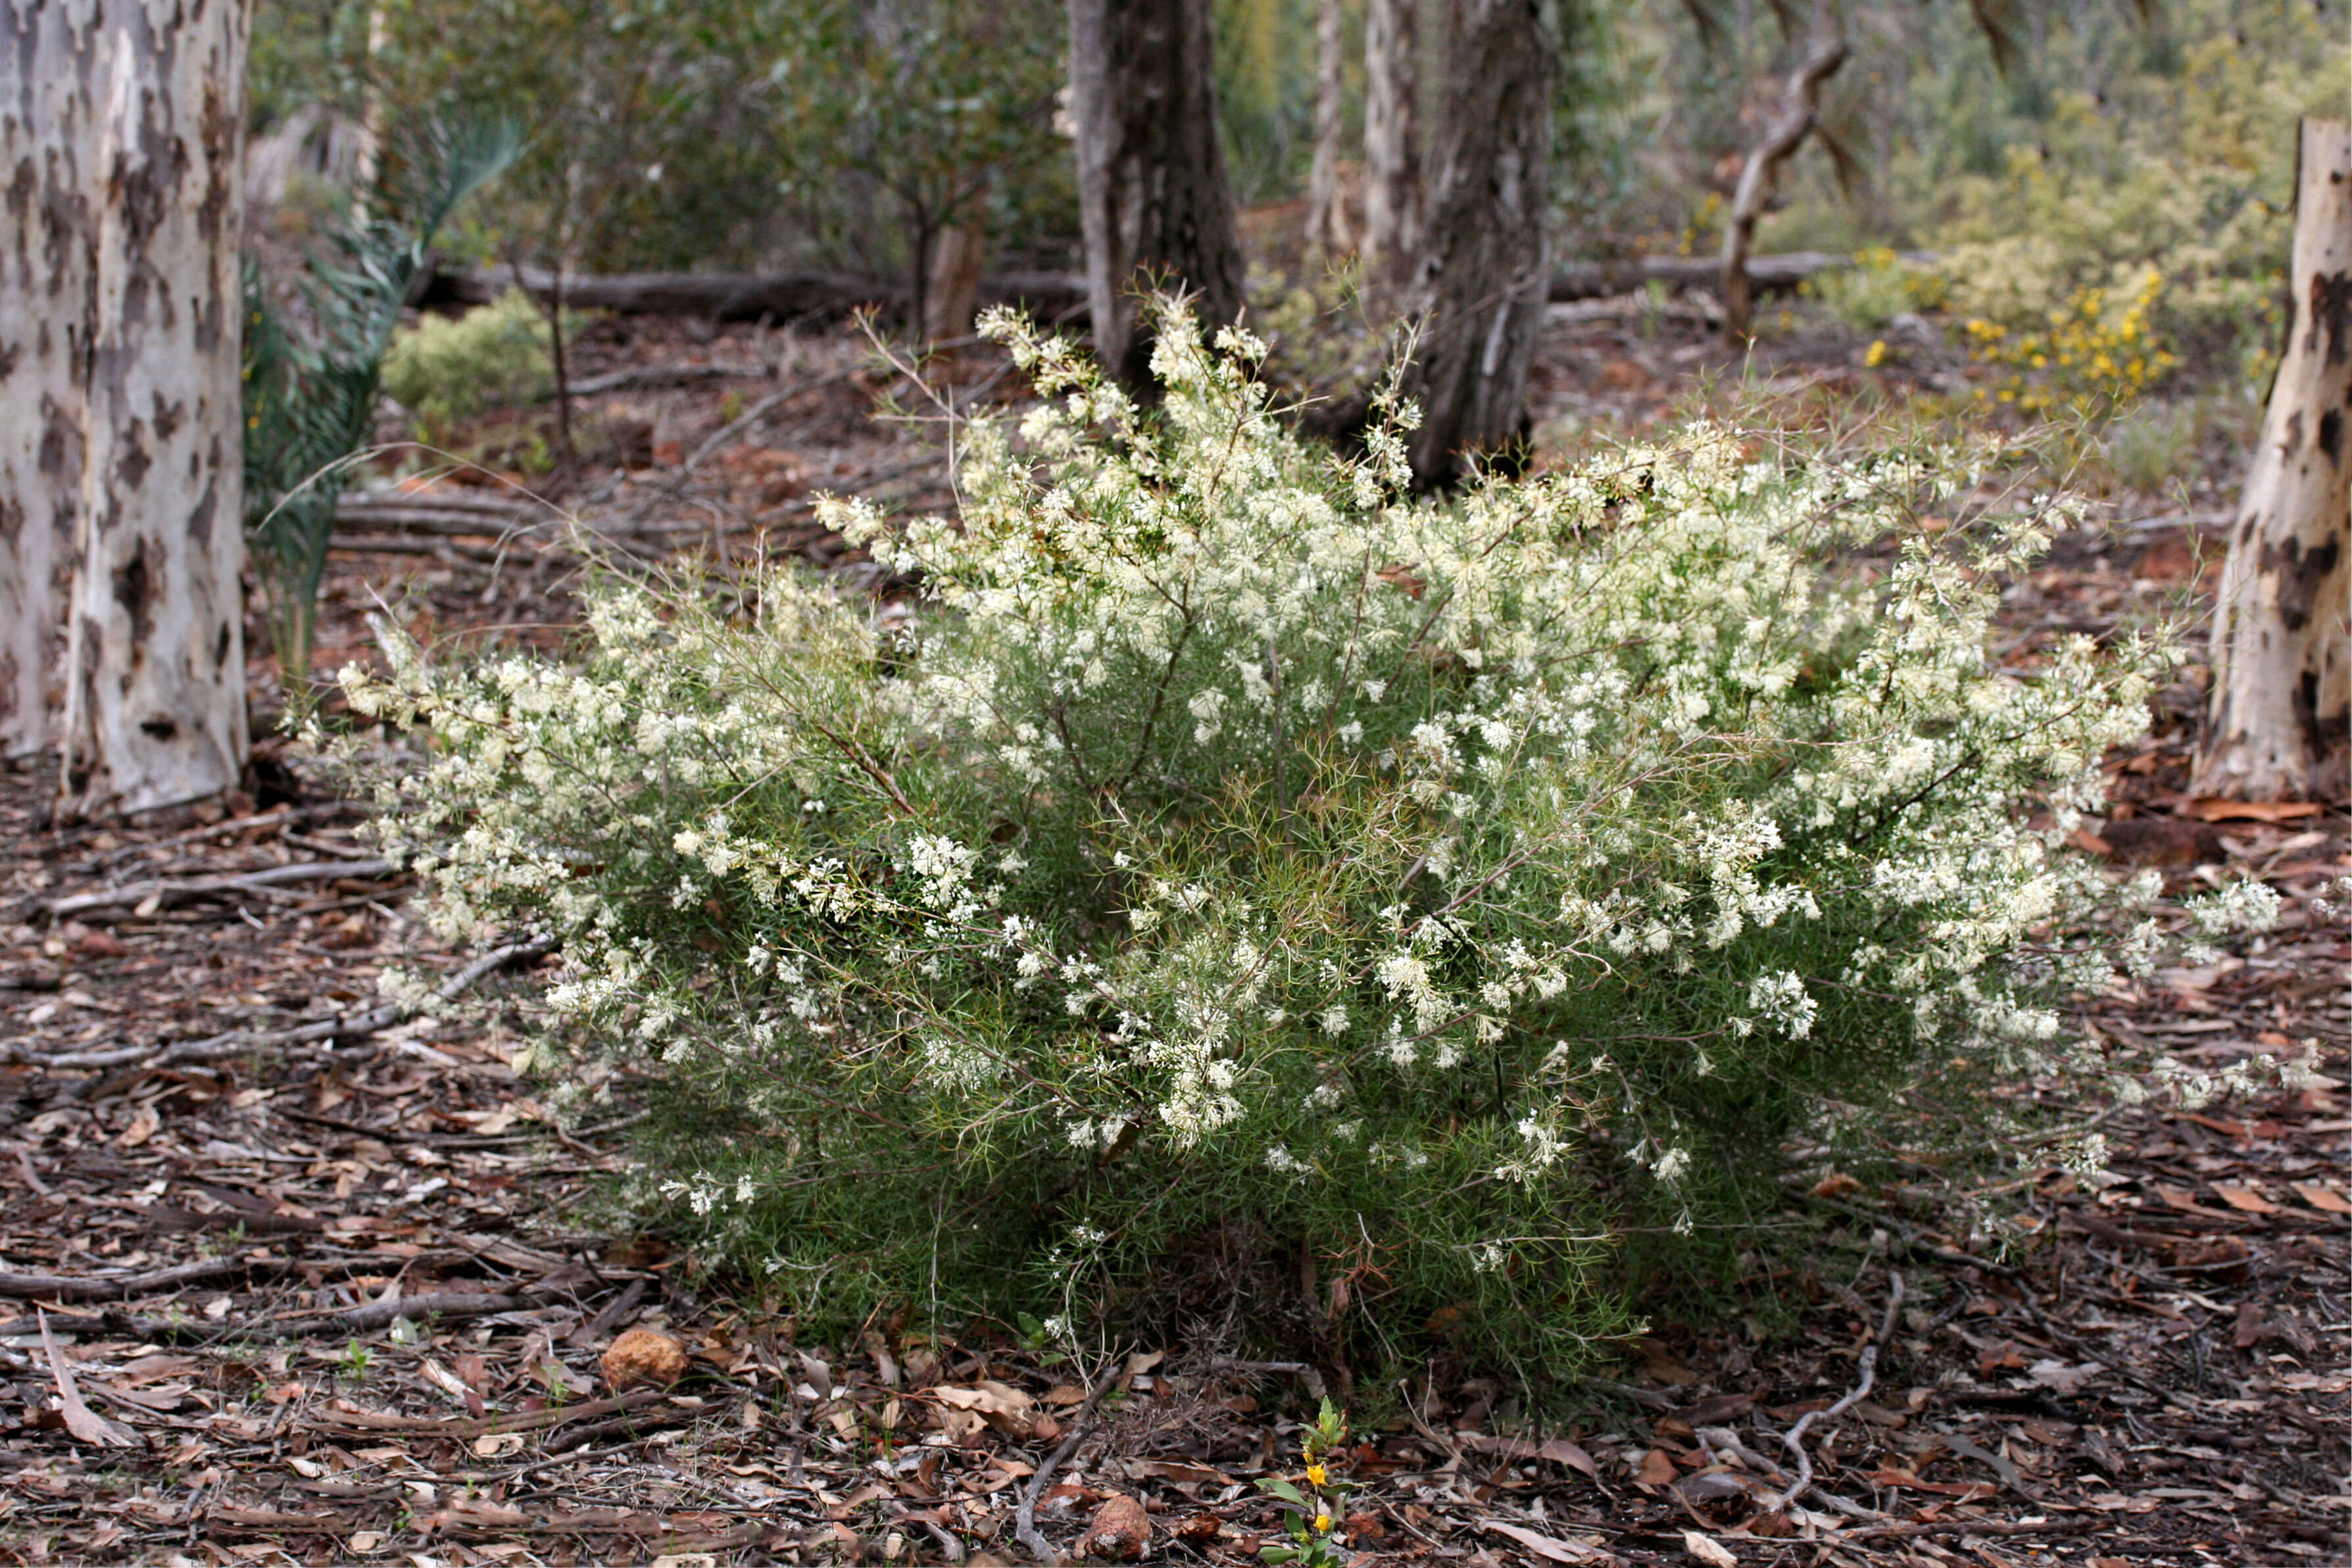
1396, 0, 1553, 489
1067, 0, 1245, 394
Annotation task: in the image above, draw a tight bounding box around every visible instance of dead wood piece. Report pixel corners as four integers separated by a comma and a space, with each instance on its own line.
44, 858, 397, 918
565, 1275, 649, 1348
1841, 1517, 2102, 1543
1016, 1357, 1124, 1563
1759, 1269, 1901, 1517
1720, 41, 1851, 339
570, 361, 767, 395
306, 1386, 664, 1440
11, 937, 552, 1072
208, 1507, 344, 1532
337, 1289, 535, 1333
0, 1255, 245, 1302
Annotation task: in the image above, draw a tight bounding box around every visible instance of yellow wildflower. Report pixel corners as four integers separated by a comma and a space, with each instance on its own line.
1306, 1462, 1329, 1487
1864, 340, 1888, 368
1314, 1513, 1333, 1533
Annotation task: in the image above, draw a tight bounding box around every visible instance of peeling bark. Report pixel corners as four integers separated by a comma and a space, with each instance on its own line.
0, 0, 99, 759
53, 0, 251, 820
2193, 120, 2351, 804
1067, 0, 1244, 395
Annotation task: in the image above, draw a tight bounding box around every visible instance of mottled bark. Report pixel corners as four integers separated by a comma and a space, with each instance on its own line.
1305, 0, 1351, 254
0, 0, 97, 758
1720, 39, 1847, 342
55, 0, 251, 819
1396, 0, 1551, 489
1361, 0, 1419, 287
2193, 119, 2351, 802
1067, 0, 1244, 394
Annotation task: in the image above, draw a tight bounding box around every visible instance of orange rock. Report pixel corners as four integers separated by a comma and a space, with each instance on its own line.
1081, 1493, 1150, 1561
600, 1327, 689, 1389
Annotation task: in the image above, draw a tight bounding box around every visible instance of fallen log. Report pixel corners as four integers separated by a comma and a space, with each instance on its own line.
422, 263, 1090, 323
421, 251, 1917, 324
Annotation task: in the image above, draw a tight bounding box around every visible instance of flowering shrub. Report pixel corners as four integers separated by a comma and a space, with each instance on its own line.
344, 305, 2217, 1362
1961, 270, 2178, 417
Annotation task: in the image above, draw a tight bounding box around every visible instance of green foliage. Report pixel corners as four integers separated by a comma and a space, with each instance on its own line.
1260, 1400, 1354, 1563
381, 290, 558, 434
300, 0, 1070, 283
1804, 249, 1948, 335
243, 116, 519, 687
343, 306, 2206, 1371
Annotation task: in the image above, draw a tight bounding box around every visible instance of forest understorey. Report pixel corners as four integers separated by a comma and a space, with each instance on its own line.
0, 307, 2343, 1567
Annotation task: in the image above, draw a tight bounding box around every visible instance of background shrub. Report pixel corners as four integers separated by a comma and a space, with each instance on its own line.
381, 291, 556, 433
345, 308, 2184, 1370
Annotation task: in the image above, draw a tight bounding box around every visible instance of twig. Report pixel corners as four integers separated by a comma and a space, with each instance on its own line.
0, 1256, 246, 1303
679, 364, 872, 476
564, 1277, 649, 1348
333, 1290, 540, 1334
9, 937, 552, 1072
1759, 1269, 1901, 1517
1015, 1356, 1123, 1563
1840, 1517, 2101, 1543
44, 859, 398, 918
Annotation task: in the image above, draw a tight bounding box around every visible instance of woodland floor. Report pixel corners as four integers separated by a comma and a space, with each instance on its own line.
0, 298, 2344, 1567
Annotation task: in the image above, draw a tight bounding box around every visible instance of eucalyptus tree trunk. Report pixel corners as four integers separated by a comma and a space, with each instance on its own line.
55, 0, 252, 820
1397, 0, 1552, 489
1361, 0, 1421, 288
1304, 0, 1351, 255
0, 0, 95, 760
2192, 118, 2351, 802
1067, 0, 1244, 394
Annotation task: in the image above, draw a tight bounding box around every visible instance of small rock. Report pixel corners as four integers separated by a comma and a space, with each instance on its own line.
600, 1326, 689, 1388
1081, 1492, 1150, 1561
1886, 310, 1944, 349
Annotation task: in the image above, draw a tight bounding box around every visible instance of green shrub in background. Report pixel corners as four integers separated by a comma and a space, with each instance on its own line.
342, 306, 2266, 1371
1804, 248, 1948, 335
381, 291, 556, 435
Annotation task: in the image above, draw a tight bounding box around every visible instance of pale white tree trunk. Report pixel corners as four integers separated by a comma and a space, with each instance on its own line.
1304, 0, 1351, 254
1361, 0, 1419, 287
55, 0, 251, 820
0, 0, 97, 760
2193, 119, 2351, 803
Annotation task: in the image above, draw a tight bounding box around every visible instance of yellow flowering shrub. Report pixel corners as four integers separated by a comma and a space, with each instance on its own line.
1963, 269, 2178, 416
